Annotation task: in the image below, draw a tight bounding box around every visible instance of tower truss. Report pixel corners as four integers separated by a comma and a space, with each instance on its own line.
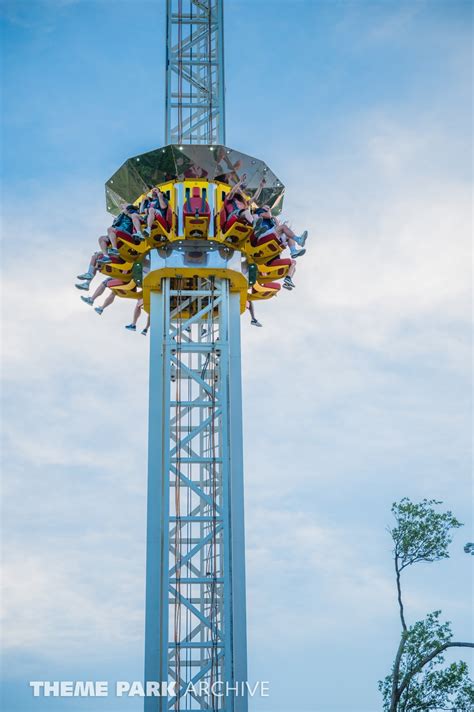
98, 2, 292, 710
145, 274, 247, 710
165, 0, 225, 145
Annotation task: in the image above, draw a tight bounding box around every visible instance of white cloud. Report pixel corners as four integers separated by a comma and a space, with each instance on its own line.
1, 547, 144, 656
0, 85, 471, 707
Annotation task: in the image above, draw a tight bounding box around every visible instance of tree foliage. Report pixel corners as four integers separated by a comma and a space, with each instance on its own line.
379, 499, 473, 711
390, 498, 462, 571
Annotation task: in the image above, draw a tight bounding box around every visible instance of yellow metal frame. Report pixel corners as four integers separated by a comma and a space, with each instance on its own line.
133, 180, 176, 213
147, 217, 175, 247
182, 180, 211, 239
116, 236, 150, 262
256, 260, 291, 284
143, 267, 248, 314
248, 280, 279, 301
109, 279, 142, 300
218, 220, 253, 249
214, 180, 231, 213
242, 235, 283, 265
134, 180, 177, 246
99, 260, 134, 280
108, 179, 294, 306
214, 180, 254, 248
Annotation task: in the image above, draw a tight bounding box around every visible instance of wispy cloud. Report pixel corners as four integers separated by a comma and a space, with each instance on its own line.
1, 3, 472, 709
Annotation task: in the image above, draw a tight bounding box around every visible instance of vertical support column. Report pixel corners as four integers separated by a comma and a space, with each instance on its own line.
228, 291, 247, 710
144, 276, 247, 711
145, 285, 171, 712
165, 0, 226, 144
216, 0, 226, 145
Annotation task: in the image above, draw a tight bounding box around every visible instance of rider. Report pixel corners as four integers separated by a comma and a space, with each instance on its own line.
253, 205, 308, 259
142, 187, 170, 237
99, 204, 144, 263
223, 174, 265, 226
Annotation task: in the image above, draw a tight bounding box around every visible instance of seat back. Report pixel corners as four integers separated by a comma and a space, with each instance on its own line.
183, 185, 210, 217
243, 233, 283, 264
108, 279, 142, 300
256, 258, 291, 283
133, 181, 177, 242
183, 182, 211, 238
248, 280, 281, 301
116, 231, 150, 261
99, 255, 134, 280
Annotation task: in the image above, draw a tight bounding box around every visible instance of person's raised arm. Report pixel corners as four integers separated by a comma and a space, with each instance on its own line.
227, 173, 247, 200
158, 190, 168, 210
251, 178, 266, 206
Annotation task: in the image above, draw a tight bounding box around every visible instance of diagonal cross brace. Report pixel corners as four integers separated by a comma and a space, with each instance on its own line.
169, 523, 223, 577
169, 585, 223, 641
170, 409, 222, 456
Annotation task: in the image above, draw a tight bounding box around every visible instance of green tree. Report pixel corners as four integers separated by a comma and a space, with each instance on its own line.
379, 498, 474, 711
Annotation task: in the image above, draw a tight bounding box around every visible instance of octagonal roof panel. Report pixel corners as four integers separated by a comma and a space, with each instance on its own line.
105, 144, 285, 215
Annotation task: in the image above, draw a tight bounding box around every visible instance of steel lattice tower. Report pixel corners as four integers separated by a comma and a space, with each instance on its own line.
144, 1, 247, 709
165, 0, 225, 145
145, 274, 247, 710
102, 3, 285, 709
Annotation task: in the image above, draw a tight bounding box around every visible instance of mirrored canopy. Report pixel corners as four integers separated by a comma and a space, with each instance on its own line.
105, 144, 285, 215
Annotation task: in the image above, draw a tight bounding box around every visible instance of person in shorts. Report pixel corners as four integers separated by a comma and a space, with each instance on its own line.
98, 204, 144, 262
75, 251, 103, 290
124, 299, 150, 335
253, 205, 308, 259
142, 188, 170, 237
79, 277, 116, 315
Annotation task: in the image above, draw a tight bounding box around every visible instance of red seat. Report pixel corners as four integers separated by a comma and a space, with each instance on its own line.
183, 187, 210, 238
151, 205, 172, 230
248, 281, 281, 301
256, 257, 292, 284
220, 208, 239, 232
183, 187, 210, 217
266, 257, 292, 267
109, 254, 127, 265
220, 206, 254, 235
258, 281, 281, 291
98, 251, 123, 263
244, 231, 284, 264
115, 229, 140, 246
250, 231, 281, 248
162, 205, 173, 229
99, 252, 132, 278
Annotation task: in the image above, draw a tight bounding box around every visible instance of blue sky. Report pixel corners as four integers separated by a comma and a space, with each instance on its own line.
1, 1, 472, 711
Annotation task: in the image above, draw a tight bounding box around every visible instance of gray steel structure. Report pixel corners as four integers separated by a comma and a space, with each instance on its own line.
141, 3, 282, 708
145, 253, 248, 710
165, 0, 226, 145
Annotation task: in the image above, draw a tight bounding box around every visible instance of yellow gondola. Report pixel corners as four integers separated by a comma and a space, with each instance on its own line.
214, 181, 253, 248
256, 258, 292, 284
142, 181, 177, 246
116, 232, 150, 262
98, 258, 134, 281
247, 280, 280, 301
243, 232, 284, 264
101, 171, 292, 304
108, 278, 142, 300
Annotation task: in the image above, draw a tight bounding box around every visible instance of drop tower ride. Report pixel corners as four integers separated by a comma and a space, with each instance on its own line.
103, 1, 288, 709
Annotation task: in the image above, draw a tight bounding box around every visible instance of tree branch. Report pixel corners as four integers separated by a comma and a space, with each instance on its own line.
395, 556, 407, 631
396, 641, 474, 702
390, 632, 408, 712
